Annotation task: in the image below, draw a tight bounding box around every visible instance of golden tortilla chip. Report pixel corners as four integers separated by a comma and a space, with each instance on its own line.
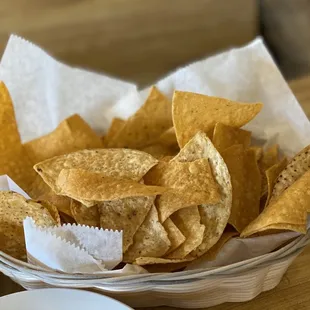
249, 146, 263, 162
166, 206, 205, 259
222, 145, 261, 233
163, 218, 186, 254
107, 86, 172, 149
59, 212, 76, 224
123, 204, 170, 263
37, 190, 72, 216
34, 149, 158, 194
141, 143, 178, 159
270, 144, 310, 203
259, 145, 279, 196
0, 191, 56, 260
265, 158, 288, 208
172, 132, 232, 258
0, 83, 21, 150
134, 256, 192, 266
156, 127, 178, 147
241, 168, 310, 237
0, 145, 37, 195
38, 200, 61, 225
57, 168, 167, 207
212, 123, 251, 153
70, 199, 99, 227
99, 196, 154, 252
172, 91, 263, 147
103, 118, 125, 146
144, 158, 220, 222
24, 114, 103, 163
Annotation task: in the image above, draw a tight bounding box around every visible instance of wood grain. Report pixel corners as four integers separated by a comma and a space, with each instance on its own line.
0, 0, 257, 86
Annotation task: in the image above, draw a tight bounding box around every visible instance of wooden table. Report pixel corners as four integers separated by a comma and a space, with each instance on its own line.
1, 75, 310, 309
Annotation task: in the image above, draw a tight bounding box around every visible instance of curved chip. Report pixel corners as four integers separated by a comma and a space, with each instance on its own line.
34, 149, 158, 194
241, 169, 310, 237
0, 191, 56, 260
172, 91, 262, 147
57, 168, 167, 206
123, 204, 170, 263
172, 132, 232, 258
270, 144, 310, 203
70, 199, 99, 227
163, 218, 186, 255
99, 196, 154, 252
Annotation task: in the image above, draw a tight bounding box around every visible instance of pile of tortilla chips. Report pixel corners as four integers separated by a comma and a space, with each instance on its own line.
1, 82, 310, 271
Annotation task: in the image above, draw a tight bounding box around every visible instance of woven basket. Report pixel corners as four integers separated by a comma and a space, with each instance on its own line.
1, 232, 309, 309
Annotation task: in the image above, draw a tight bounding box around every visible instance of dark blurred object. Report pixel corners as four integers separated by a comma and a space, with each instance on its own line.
0, 0, 257, 86
261, 0, 310, 79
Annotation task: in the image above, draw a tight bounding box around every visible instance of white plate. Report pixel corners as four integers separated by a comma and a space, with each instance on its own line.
0, 288, 133, 310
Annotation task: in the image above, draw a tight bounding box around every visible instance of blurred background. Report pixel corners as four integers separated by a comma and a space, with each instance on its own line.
0, 0, 309, 86
1, 0, 310, 298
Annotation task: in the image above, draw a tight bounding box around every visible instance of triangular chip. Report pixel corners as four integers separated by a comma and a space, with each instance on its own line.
141, 143, 178, 159
34, 149, 158, 194
249, 146, 263, 162
70, 200, 99, 227
38, 200, 61, 225
99, 196, 154, 252
241, 168, 310, 237
107, 86, 172, 149
123, 204, 170, 262
265, 158, 288, 208
259, 145, 279, 196
37, 190, 72, 216
144, 158, 220, 222
0, 82, 21, 150
134, 256, 192, 266
163, 218, 186, 255
222, 145, 261, 233
156, 127, 178, 147
102, 117, 125, 147
172, 132, 232, 258
0, 145, 37, 195
212, 123, 251, 154
172, 91, 263, 147
270, 144, 310, 203
166, 206, 205, 259
24, 114, 103, 163
57, 168, 167, 206
0, 191, 56, 260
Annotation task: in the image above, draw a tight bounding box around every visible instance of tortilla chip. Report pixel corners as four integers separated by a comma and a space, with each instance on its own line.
103, 118, 125, 146
134, 256, 192, 266
0, 191, 56, 260
222, 145, 261, 233
24, 114, 103, 163
172, 91, 263, 147
37, 200, 61, 225
156, 127, 178, 147
0, 145, 37, 195
166, 206, 205, 259
36, 190, 72, 216
34, 149, 158, 194
241, 168, 310, 237
249, 146, 263, 162
0, 82, 21, 150
59, 212, 76, 224
57, 168, 167, 206
107, 86, 172, 149
141, 143, 178, 159
270, 144, 310, 203
172, 132, 232, 258
99, 196, 154, 252
212, 123, 251, 153
265, 158, 288, 208
259, 145, 279, 196
123, 204, 170, 263
144, 158, 220, 222
163, 218, 186, 254
70, 199, 99, 227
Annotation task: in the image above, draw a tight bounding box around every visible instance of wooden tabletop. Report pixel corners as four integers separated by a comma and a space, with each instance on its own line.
1, 75, 310, 309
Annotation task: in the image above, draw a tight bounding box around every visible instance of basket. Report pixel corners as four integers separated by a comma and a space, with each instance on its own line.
1, 231, 310, 309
